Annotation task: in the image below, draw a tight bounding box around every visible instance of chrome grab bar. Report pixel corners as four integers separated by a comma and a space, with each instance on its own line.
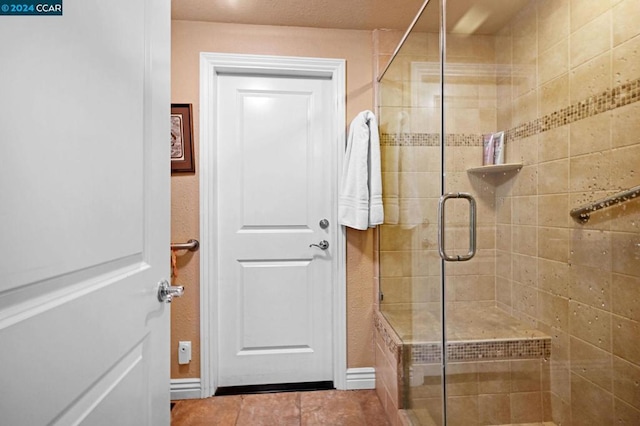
170, 239, 200, 252
570, 185, 640, 223
438, 192, 477, 262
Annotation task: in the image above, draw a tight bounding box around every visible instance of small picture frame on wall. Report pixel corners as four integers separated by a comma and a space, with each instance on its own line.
171, 103, 195, 173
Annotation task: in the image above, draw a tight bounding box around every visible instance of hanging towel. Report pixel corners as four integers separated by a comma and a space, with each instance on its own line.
339, 110, 384, 230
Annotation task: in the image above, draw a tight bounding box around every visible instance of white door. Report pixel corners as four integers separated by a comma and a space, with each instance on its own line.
215, 71, 336, 387
0, 1, 171, 425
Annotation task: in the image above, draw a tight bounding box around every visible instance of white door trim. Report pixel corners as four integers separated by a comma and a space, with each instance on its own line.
199, 52, 347, 397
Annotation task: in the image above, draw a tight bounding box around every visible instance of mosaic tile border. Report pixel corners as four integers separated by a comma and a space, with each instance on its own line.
409, 338, 551, 364
380, 77, 640, 147
374, 310, 403, 361
380, 133, 479, 147
376, 309, 551, 364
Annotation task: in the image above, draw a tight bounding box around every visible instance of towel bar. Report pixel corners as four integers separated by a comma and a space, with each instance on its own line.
171, 239, 199, 252
570, 185, 640, 223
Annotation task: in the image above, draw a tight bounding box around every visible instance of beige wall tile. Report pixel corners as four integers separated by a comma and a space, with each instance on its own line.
510, 359, 543, 392
513, 165, 538, 196
615, 398, 640, 425
569, 150, 612, 193
512, 281, 538, 318
611, 145, 640, 191
612, 231, 640, 277
570, 10, 611, 67
538, 159, 569, 194
612, 273, 640, 321
570, 337, 613, 391
569, 112, 611, 157
379, 225, 417, 251
612, 102, 640, 149
538, 227, 570, 262
477, 360, 511, 394
510, 391, 543, 423
379, 251, 412, 277
496, 276, 512, 307
496, 196, 512, 224
570, 52, 612, 103
569, 264, 611, 310
613, 356, 640, 410
538, 194, 570, 227
538, 125, 569, 162
571, 372, 615, 425
512, 88, 538, 126
538, 258, 570, 297
550, 392, 572, 425
569, 301, 612, 350
539, 290, 569, 331
613, 0, 640, 46
540, 74, 570, 117
539, 41, 569, 85
513, 195, 537, 225
513, 253, 538, 288
613, 315, 640, 365
513, 225, 537, 256
446, 362, 478, 396
446, 395, 479, 426
538, 0, 570, 52
478, 393, 510, 425
613, 34, 640, 86
570, 0, 612, 32
609, 200, 640, 233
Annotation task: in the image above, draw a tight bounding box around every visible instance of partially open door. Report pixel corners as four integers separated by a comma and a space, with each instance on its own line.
0, 1, 171, 424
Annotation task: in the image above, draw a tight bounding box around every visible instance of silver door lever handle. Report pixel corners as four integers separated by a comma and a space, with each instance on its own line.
157, 280, 185, 303
309, 240, 329, 250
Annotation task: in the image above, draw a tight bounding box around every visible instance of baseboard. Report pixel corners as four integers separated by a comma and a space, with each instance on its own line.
170, 378, 202, 400
346, 367, 375, 390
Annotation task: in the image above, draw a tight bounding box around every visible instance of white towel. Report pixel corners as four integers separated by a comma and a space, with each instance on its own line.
339, 110, 384, 230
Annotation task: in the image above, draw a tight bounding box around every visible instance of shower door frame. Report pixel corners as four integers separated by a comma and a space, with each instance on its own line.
377, 0, 453, 424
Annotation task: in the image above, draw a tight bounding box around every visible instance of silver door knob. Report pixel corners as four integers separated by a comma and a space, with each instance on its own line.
158, 280, 184, 303
309, 240, 329, 250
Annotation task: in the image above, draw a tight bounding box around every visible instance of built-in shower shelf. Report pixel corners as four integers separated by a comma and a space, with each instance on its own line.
467, 163, 523, 174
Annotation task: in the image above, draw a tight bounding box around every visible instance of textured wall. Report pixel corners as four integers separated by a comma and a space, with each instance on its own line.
170, 20, 377, 379
495, 1, 640, 424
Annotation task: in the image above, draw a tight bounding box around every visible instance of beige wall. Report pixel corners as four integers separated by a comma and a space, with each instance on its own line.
170, 20, 377, 378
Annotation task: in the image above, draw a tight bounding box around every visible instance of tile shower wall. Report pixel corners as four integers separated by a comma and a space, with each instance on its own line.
495, 0, 640, 425
376, 29, 499, 313
375, 0, 640, 424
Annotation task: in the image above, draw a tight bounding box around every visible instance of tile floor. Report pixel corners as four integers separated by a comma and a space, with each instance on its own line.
171, 389, 391, 426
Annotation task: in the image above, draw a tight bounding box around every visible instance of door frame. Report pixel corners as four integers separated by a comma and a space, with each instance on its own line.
199, 52, 347, 397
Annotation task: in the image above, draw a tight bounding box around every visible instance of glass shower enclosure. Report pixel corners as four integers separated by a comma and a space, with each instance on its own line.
377, 0, 640, 425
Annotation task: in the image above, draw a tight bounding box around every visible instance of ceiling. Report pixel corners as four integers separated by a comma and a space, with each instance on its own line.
172, 0, 530, 34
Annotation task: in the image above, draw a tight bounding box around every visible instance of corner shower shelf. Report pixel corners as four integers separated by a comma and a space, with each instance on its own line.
466, 163, 523, 174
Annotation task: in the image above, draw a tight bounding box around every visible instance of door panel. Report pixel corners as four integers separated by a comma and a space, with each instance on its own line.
0, 0, 170, 424
217, 74, 333, 387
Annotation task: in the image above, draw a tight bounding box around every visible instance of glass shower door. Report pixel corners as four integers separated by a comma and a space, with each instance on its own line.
441, 1, 552, 425
377, 0, 446, 423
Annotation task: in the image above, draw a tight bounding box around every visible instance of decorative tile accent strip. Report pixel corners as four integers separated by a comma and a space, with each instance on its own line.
409, 338, 551, 364
380, 133, 483, 147
380, 77, 640, 146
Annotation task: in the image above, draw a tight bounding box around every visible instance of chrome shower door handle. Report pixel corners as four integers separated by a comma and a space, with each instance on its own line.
437, 192, 477, 262
310, 240, 329, 250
